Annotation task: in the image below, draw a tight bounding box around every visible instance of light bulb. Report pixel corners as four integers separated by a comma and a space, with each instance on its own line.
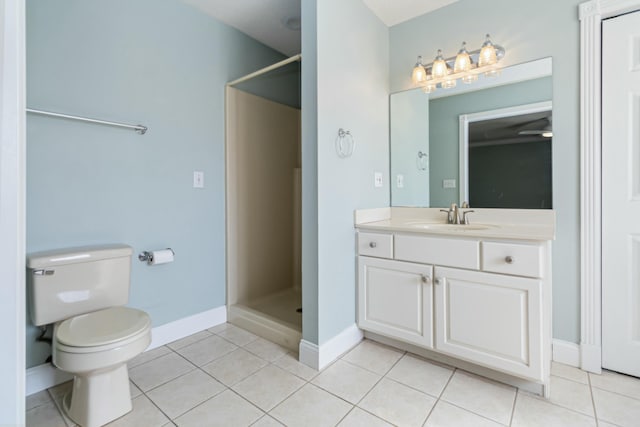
431, 49, 449, 79
454, 42, 472, 73
478, 34, 497, 67
411, 56, 427, 85
542, 131, 553, 138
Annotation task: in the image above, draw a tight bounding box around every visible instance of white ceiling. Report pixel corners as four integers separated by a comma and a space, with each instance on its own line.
182, 0, 458, 57
362, 0, 459, 26
182, 0, 302, 56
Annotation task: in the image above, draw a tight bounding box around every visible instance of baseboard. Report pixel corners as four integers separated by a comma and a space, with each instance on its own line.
26, 363, 73, 397
552, 339, 581, 367
26, 305, 227, 396
299, 324, 363, 371
580, 343, 602, 374
147, 305, 227, 350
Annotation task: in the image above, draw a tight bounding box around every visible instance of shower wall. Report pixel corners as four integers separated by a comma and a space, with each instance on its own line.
226, 87, 301, 306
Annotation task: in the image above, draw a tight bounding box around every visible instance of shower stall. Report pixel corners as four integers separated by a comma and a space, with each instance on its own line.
225, 55, 302, 350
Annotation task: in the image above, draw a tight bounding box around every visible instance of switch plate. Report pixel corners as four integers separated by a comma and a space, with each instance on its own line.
374, 172, 383, 188
193, 171, 204, 188
396, 174, 404, 188
443, 179, 456, 189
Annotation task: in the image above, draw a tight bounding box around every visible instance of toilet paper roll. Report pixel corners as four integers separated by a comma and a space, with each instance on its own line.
150, 249, 174, 265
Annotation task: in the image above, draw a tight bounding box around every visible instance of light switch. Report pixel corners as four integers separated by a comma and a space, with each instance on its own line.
396, 174, 404, 188
443, 179, 456, 189
193, 171, 204, 188
374, 172, 383, 188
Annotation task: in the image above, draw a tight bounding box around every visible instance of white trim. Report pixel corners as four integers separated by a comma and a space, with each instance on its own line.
459, 101, 552, 203
26, 306, 227, 395
147, 306, 227, 350
579, 0, 640, 374
0, 0, 26, 423
299, 324, 363, 370
552, 339, 581, 367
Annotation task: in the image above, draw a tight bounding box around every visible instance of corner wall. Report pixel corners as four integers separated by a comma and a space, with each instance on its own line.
316, 0, 390, 344
25, 0, 288, 368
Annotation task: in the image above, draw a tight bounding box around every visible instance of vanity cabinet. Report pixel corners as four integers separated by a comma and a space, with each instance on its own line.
356, 231, 550, 384
358, 257, 433, 348
434, 266, 542, 379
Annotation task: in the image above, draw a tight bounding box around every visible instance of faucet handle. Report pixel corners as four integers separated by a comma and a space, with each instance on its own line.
461, 210, 474, 224
440, 208, 454, 224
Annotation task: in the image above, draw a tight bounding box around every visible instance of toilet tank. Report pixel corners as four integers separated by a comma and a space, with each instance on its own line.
27, 244, 134, 326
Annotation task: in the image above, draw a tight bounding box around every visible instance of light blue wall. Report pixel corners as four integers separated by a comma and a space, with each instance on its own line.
390, 0, 582, 343
390, 90, 429, 206
316, 0, 389, 344
25, 0, 288, 368
429, 77, 552, 207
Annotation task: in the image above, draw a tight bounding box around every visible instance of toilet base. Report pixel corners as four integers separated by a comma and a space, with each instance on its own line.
63, 363, 132, 427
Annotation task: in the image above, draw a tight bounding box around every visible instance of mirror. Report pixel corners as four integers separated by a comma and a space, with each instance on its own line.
390, 58, 552, 208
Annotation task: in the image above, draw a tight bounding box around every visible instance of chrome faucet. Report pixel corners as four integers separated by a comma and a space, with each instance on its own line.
440, 202, 474, 224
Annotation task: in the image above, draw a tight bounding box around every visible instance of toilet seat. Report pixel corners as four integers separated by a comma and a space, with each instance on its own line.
56, 306, 151, 353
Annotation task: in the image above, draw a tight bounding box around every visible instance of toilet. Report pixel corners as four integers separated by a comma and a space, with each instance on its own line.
27, 244, 151, 427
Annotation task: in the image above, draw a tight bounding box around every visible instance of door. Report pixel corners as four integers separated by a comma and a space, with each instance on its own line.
358, 256, 433, 348
602, 10, 640, 377
434, 267, 543, 380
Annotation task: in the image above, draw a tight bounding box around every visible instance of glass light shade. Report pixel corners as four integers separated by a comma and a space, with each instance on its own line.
454, 42, 472, 73
478, 34, 497, 67
422, 82, 436, 93
431, 49, 449, 79
461, 73, 478, 84
441, 78, 457, 89
412, 56, 427, 85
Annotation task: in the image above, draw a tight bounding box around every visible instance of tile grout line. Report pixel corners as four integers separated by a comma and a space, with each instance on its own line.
421, 366, 457, 426
588, 373, 601, 426
508, 388, 518, 426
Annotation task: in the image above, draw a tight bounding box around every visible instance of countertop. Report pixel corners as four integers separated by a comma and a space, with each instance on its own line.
354, 207, 556, 241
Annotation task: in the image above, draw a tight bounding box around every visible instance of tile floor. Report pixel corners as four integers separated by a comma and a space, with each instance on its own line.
26, 323, 640, 427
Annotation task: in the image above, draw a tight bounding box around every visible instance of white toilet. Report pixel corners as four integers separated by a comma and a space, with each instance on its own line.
27, 244, 151, 427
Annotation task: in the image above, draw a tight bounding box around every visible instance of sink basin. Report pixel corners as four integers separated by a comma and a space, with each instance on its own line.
404, 222, 498, 231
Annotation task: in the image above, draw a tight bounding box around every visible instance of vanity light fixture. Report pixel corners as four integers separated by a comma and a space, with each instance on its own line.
411, 34, 505, 94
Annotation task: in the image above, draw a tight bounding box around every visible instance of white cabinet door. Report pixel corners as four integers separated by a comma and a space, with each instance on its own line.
434, 267, 543, 380
358, 256, 433, 348
602, 10, 640, 377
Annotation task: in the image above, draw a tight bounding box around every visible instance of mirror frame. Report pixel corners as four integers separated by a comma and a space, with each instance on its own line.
458, 100, 553, 203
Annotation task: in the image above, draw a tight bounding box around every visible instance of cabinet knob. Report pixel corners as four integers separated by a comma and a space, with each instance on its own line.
369, 242, 377, 248
421, 275, 431, 284
434, 277, 441, 285
505, 256, 515, 264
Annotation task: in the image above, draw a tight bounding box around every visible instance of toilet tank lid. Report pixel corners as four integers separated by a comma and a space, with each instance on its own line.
27, 244, 133, 268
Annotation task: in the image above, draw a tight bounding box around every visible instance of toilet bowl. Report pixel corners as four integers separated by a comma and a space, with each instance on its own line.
27, 245, 151, 427
54, 307, 151, 427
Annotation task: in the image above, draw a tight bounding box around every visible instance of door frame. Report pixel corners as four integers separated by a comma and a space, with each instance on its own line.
0, 0, 26, 422
579, 0, 640, 373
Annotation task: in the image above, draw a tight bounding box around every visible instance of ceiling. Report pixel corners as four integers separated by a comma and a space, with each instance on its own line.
182, 0, 458, 57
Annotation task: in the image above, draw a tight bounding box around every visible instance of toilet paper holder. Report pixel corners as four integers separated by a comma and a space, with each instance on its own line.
138, 248, 174, 265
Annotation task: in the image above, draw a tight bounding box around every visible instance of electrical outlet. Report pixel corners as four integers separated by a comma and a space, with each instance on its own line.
374, 172, 383, 188
443, 179, 456, 189
396, 174, 404, 188
193, 171, 204, 188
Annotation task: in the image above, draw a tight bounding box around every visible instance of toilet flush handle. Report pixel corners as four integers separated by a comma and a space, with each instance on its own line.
33, 269, 55, 276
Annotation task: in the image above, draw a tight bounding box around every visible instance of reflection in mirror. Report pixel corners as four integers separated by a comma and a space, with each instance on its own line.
390, 58, 552, 208
460, 102, 552, 208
